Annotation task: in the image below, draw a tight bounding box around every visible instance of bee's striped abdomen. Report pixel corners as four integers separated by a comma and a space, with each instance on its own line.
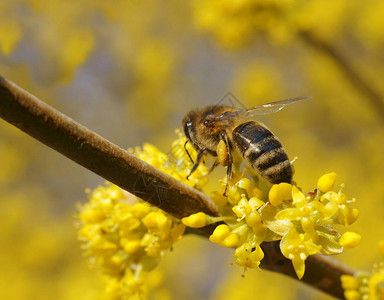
232, 121, 292, 184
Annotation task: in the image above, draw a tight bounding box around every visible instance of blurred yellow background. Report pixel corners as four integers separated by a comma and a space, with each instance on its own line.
1, 0, 384, 299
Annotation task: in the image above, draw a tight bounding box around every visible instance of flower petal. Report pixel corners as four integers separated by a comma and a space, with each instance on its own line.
292, 186, 306, 207
292, 256, 306, 279
276, 208, 300, 221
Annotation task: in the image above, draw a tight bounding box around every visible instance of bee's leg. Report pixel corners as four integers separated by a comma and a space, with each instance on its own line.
221, 132, 233, 196
186, 148, 206, 180
184, 140, 194, 164
209, 160, 220, 174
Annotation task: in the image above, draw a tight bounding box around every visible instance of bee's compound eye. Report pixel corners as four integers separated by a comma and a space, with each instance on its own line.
203, 120, 209, 126
186, 120, 192, 130
184, 120, 193, 140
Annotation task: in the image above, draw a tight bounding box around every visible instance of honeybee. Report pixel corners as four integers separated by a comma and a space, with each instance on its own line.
182, 97, 310, 192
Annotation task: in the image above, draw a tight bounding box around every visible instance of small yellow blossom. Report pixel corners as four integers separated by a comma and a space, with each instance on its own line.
121, 239, 141, 254
339, 232, 361, 248
280, 229, 322, 279
317, 172, 337, 193
210, 224, 231, 243
341, 275, 359, 290
269, 183, 292, 206
320, 187, 359, 227
232, 195, 252, 218
182, 212, 207, 228
209, 224, 231, 243
143, 212, 170, 231
237, 177, 263, 199
274, 186, 318, 241
344, 290, 361, 300
226, 184, 243, 205
219, 233, 240, 248
234, 243, 264, 269
245, 211, 262, 228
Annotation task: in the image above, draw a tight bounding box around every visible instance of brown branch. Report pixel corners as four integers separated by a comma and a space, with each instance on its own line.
299, 30, 384, 122
0, 75, 219, 225
0, 76, 354, 299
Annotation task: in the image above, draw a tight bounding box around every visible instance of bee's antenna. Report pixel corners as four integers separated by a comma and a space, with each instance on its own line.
184, 141, 194, 164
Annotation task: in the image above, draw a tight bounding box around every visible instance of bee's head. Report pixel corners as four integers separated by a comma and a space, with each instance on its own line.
182, 106, 225, 150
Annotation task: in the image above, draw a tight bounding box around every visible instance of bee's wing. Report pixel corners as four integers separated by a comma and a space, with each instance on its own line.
213, 96, 311, 123
245, 96, 311, 117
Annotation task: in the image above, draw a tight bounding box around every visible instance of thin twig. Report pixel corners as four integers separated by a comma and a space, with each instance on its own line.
0, 75, 354, 299
300, 30, 384, 122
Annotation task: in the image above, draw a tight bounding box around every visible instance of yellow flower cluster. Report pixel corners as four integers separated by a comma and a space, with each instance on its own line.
262, 173, 360, 278
341, 241, 384, 300
78, 135, 210, 299
182, 170, 270, 270
192, 0, 290, 48
192, 0, 349, 48
130, 131, 209, 189
183, 171, 360, 279
78, 183, 185, 299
